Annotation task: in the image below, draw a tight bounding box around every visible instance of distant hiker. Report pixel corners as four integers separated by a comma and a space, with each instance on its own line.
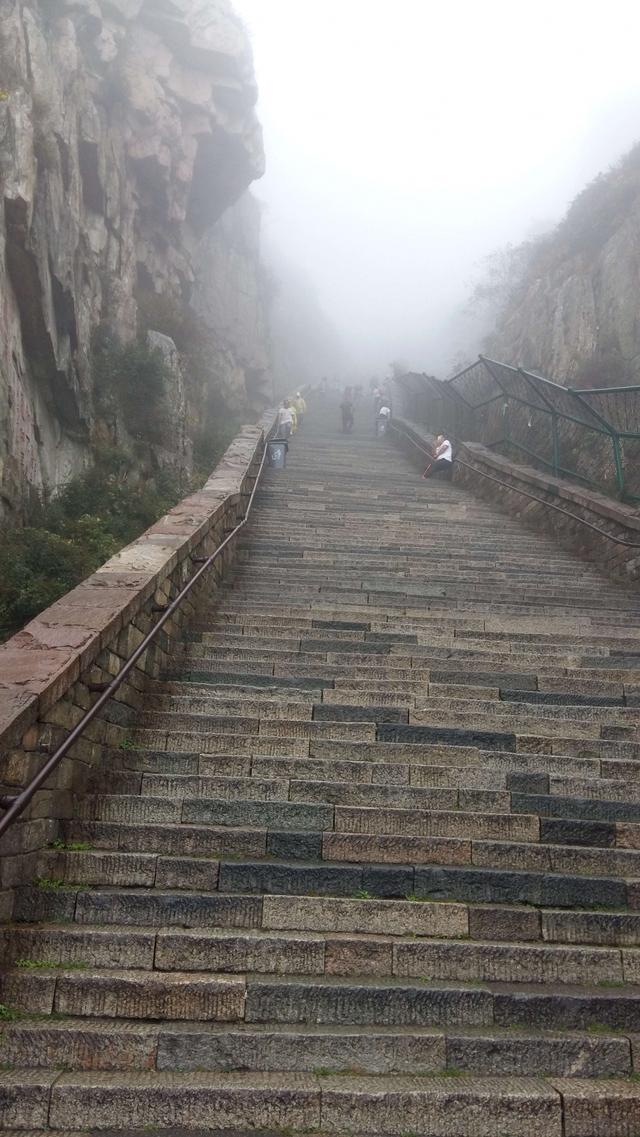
376, 403, 391, 436
294, 391, 306, 428
423, 433, 453, 480
340, 392, 354, 434
289, 400, 298, 433
277, 399, 294, 439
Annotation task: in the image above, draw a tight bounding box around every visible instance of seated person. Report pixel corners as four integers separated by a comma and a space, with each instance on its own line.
423, 433, 453, 480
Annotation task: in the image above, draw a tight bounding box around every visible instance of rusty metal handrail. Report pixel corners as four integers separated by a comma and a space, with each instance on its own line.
389, 420, 640, 550
0, 435, 271, 840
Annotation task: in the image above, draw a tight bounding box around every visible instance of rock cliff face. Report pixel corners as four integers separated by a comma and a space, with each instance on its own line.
0, 0, 267, 519
485, 144, 640, 386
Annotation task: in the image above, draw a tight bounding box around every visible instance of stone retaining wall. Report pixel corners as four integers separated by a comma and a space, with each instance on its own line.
392, 418, 640, 585
0, 415, 274, 918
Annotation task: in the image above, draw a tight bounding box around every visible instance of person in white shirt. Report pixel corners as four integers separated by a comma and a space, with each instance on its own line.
376, 404, 391, 435
277, 400, 294, 439
423, 434, 453, 480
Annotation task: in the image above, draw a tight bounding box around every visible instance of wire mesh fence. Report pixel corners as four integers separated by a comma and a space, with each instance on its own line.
395, 356, 640, 502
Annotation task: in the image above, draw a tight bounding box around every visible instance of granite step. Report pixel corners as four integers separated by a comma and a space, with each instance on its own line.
12, 883, 640, 945
2, 924, 632, 984
0, 1018, 630, 1077
11, 1069, 639, 1136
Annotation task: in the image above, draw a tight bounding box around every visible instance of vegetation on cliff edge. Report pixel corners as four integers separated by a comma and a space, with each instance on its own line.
0, 449, 184, 642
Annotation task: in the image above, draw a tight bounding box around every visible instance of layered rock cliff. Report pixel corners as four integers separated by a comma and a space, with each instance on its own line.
484, 143, 640, 386
0, 0, 268, 519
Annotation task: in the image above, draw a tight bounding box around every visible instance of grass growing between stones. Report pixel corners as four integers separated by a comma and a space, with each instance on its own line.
34, 877, 66, 890
49, 839, 92, 851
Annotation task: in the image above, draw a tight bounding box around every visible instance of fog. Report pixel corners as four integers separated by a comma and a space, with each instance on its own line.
235, 0, 640, 378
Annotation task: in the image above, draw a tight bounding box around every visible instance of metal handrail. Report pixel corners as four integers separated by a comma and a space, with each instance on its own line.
389, 420, 640, 550
0, 435, 271, 840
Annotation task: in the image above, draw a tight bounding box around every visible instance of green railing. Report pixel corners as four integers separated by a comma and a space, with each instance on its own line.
396, 357, 640, 503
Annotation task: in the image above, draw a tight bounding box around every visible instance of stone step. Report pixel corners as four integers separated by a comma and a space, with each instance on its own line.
5, 963, 640, 1038
74, 791, 549, 840
17, 884, 640, 947
4, 924, 634, 985
241, 973, 640, 1032
59, 812, 640, 871
33, 842, 632, 907
11, 1068, 640, 1136
261, 893, 640, 946
0, 968, 244, 1020
0, 1018, 630, 1077
132, 771, 516, 813
214, 856, 633, 909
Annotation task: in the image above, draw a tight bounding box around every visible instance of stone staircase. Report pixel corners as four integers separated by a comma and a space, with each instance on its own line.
3, 396, 640, 1135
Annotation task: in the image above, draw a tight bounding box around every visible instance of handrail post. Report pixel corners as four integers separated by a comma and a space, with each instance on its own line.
551, 412, 560, 477
612, 433, 625, 498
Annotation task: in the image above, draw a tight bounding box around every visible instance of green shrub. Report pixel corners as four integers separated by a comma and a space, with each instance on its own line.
0, 451, 184, 643
93, 330, 172, 444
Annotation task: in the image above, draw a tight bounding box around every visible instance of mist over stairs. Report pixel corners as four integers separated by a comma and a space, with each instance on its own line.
3, 394, 640, 1134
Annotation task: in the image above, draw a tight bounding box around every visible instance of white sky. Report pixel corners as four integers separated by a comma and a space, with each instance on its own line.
234, 0, 640, 374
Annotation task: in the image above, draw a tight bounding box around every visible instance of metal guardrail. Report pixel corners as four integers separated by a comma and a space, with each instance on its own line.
0, 434, 271, 841
389, 420, 640, 550
395, 358, 640, 502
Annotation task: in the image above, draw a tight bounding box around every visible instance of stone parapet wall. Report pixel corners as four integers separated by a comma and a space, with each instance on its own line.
0, 413, 275, 918
392, 417, 640, 585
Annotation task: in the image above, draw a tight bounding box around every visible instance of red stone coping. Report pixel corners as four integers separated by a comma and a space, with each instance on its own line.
0, 414, 275, 752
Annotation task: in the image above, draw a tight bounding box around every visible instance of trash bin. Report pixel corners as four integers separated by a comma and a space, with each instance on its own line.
267, 438, 288, 468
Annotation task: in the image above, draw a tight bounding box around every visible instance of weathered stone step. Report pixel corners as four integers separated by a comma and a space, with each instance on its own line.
4, 924, 634, 985
6, 962, 640, 1036
306, 736, 638, 770
0, 968, 244, 1020
22, 836, 639, 909
62, 818, 270, 857
241, 973, 640, 1033
132, 719, 378, 750
325, 830, 640, 877
0, 1019, 630, 1078
18, 885, 640, 948
411, 695, 635, 722
147, 695, 317, 718
12, 1068, 640, 1136
511, 790, 640, 824
109, 757, 514, 792
259, 893, 640, 946
133, 771, 519, 814
215, 856, 632, 909
59, 811, 640, 872
84, 793, 545, 840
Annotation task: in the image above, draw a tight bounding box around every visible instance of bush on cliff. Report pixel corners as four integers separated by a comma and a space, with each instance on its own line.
0, 450, 182, 642
93, 329, 172, 444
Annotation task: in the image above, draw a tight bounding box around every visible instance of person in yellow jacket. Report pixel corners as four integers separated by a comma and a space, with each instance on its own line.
289, 400, 298, 433
294, 391, 306, 429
